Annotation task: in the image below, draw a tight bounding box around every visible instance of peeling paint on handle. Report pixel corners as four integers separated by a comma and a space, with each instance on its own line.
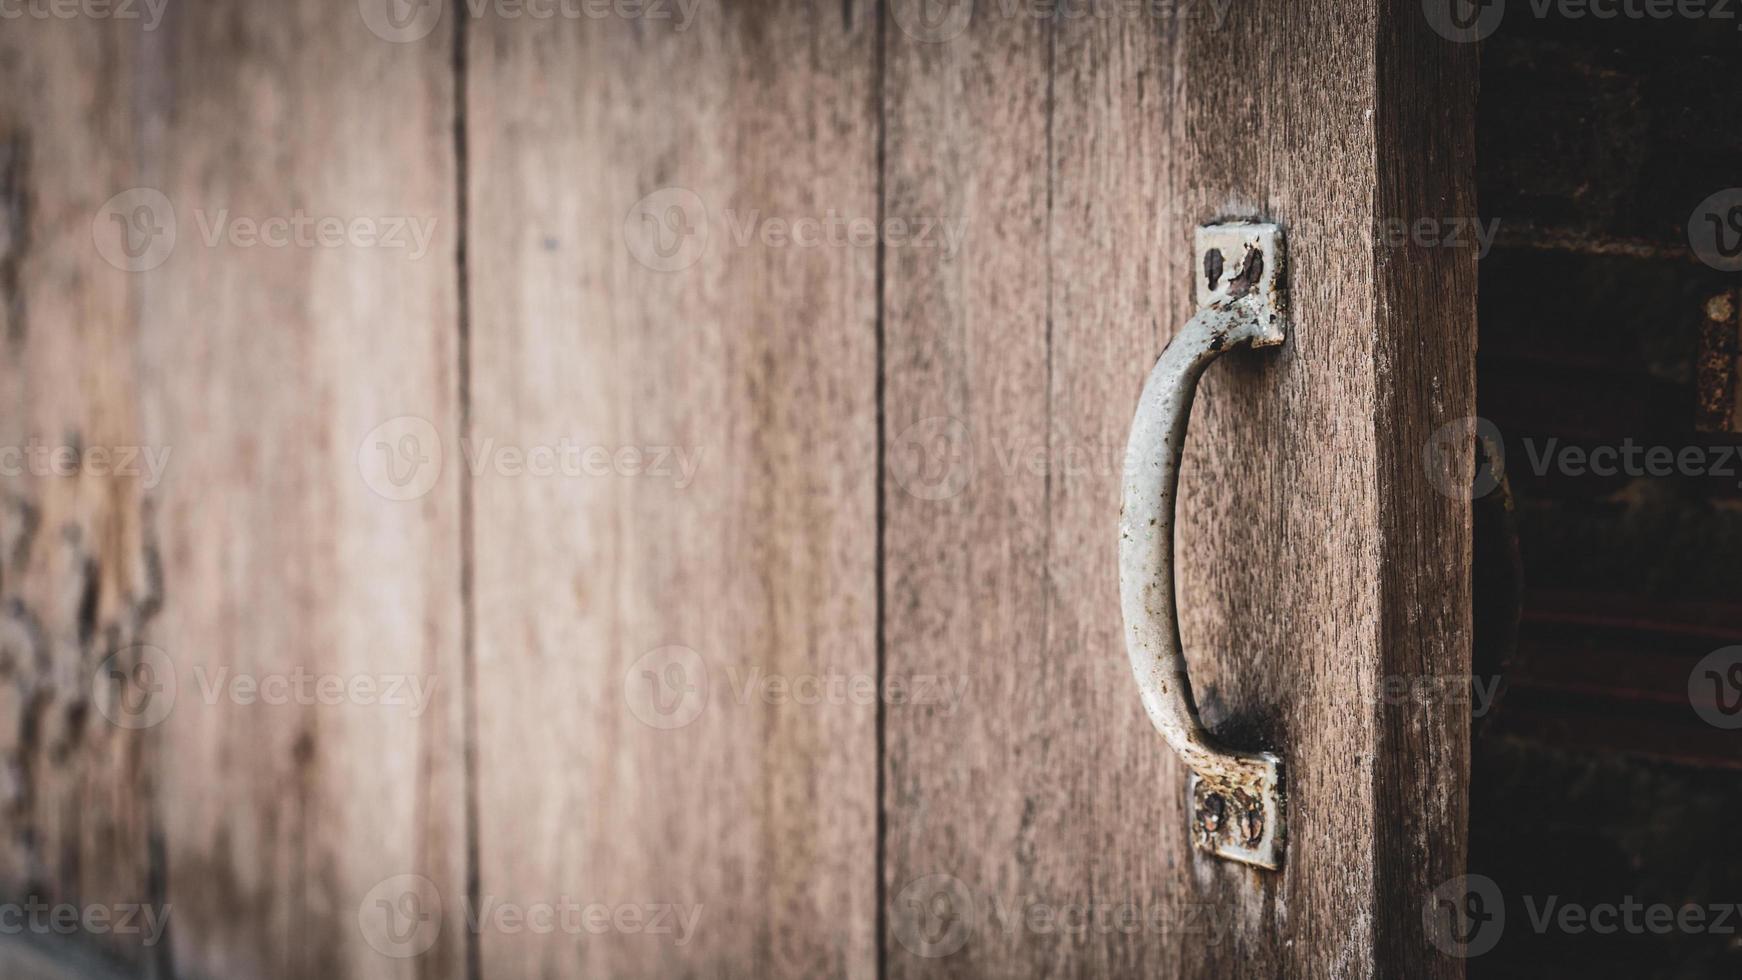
1118, 222, 1287, 870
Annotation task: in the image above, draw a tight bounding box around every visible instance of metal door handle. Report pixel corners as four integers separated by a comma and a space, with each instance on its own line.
1119, 223, 1287, 870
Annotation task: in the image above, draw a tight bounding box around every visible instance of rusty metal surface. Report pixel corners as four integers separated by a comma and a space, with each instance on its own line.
1696, 289, 1740, 433
1118, 223, 1288, 870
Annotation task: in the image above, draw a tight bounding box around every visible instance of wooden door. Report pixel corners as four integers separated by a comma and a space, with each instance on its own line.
0, 0, 1474, 976
881, 4, 1475, 977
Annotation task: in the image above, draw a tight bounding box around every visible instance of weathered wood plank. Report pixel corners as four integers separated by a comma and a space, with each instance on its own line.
0, 17, 161, 974
3, 4, 1475, 977
465, 3, 880, 976
143, 6, 467, 977
3, 5, 468, 978
883, 2, 1475, 976
878, 5, 1080, 978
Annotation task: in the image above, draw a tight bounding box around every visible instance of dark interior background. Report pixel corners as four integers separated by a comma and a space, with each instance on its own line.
1472, 7, 1742, 977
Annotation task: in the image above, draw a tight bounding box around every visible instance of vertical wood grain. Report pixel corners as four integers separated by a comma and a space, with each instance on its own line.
879, 5, 1055, 978
139, 5, 468, 976
0, 17, 160, 973
1, 3, 1472, 977
465, 3, 880, 976
1, 4, 467, 978
883, 2, 1476, 977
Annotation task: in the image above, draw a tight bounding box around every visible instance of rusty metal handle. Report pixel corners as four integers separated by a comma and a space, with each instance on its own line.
1119, 223, 1287, 870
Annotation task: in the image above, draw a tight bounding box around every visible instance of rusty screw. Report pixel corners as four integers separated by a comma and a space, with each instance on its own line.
1241, 802, 1265, 846
1198, 792, 1226, 834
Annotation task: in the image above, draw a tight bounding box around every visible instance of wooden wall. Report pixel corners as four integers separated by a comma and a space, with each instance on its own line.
0, 1, 1474, 977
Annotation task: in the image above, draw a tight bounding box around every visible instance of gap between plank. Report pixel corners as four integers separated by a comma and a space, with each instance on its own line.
451, 8, 482, 980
